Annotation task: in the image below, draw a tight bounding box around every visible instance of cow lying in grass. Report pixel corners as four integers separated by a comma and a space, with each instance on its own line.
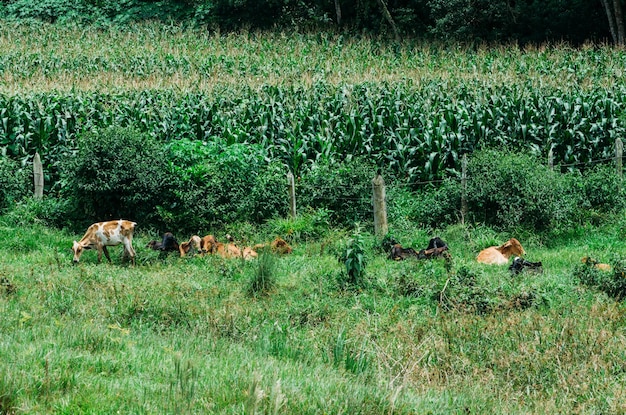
509, 257, 543, 275
581, 256, 612, 272
476, 238, 525, 265
179, 234, 258, 260
253, 237, 293, 255
147, 232, 180, 253
72, 219, 137, 265
389, 237, 449, 261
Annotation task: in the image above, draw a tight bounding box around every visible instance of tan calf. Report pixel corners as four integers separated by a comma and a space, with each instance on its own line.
477, 238, 525, 265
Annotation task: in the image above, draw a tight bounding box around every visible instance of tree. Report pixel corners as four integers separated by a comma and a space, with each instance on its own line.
600, 0, 625, 45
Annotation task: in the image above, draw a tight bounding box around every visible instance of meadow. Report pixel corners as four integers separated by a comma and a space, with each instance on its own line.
2, 22, 626, 414
2, 217, 626, 414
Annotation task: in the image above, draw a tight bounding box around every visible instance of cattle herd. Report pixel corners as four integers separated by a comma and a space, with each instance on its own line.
71, 219, 293, 265
74, 220, 616, 276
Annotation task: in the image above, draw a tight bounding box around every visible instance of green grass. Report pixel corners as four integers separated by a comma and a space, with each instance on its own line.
2, 218, 626, 413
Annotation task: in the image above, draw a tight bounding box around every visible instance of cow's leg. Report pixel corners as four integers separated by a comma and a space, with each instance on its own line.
102, 246, 112, 263
123, 239, 136, 265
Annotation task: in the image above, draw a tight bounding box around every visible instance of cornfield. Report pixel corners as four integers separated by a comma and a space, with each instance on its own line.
1, 22, 626, 189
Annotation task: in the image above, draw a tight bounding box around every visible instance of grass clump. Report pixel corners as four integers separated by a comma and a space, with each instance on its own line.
247, 249, 278, 297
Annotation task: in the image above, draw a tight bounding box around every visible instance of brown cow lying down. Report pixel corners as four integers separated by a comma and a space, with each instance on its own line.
477, 238, 525, 265
180, 234, 258, 260
179, 235, 203, 257
581, 256, 612, 272
389, 237, 449, 261
253, 237, 293, 255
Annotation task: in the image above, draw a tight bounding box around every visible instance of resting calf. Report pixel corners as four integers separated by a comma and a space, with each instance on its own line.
477, 238, 525, 265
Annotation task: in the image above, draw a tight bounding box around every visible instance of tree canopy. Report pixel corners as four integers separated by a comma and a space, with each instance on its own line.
0, 0, 616, 44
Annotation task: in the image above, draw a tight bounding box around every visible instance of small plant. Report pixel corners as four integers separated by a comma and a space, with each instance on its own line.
337, 226, 368, 288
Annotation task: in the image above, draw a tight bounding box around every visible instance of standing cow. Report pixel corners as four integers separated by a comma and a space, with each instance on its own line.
72, 220, 137, 264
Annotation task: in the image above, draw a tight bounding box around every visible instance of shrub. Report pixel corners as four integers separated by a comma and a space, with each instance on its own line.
161, 139, 288, 233
296, 157, 378, 228
581, 163, 626, 216
1, 196, 72, 228
61, 126, 174, 228
387, 179, 462, 230
248, 250, 278, 297
575, 256, 626, 301
464, 149, 585, 233
0, 157, 29, 213
337, 225, 368, 288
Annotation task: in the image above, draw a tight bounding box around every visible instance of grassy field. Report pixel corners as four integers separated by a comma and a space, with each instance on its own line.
2, 217, 626, 414
3, 21, 626, 414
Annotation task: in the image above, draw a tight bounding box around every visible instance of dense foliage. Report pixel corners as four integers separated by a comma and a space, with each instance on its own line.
2, 82, 625, 194
61, 126, 174, 228
0, 0, 610, 44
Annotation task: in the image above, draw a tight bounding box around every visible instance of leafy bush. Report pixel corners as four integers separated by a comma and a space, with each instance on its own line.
296, 157, 378, 228
247, 250, 278, 297
0, 157, 29, 213
161, 139, 288, 233
61, 126, 174, 228
1, 196, 72, 228
387, 180, 462, 230
581, 164, 626, 216
464, 149, 585, 233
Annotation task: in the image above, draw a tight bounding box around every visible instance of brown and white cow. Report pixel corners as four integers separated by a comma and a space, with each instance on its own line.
72, 220, 137, 264
477, 238, 525, 265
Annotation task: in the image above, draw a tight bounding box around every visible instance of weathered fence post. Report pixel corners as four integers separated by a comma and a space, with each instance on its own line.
461, 154, 468, 225
372, 172, 388, 236
33, 152, 44, 199
287, 172, 297, 219
616, 138, 623, 181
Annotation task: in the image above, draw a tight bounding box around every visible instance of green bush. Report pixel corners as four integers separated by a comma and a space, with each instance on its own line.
581, 164, 626, 215
296, 157, 378, 228
161, 139, 288, 233
387, 180, 462, 230
61, 126, 174, 228
1, 196, 72, 228
337, 226, 368, 289
464, 149, 585, 233
0, 157, 29, 213
576, 256, 626, 301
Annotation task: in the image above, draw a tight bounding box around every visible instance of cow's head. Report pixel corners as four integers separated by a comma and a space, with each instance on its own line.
499, 238, 525, 258
72, 241, 83, 263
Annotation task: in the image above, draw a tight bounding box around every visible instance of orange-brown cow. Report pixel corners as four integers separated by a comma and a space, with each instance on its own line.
477, 238, 525, 265
253, 237, 293, 255
72, 220, 137, 264
179, 235, 202, 257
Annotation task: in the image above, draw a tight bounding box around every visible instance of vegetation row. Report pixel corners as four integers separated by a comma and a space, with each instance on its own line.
2, 82, 625, 187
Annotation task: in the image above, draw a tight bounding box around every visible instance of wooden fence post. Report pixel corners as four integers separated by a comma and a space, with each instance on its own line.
33, 152, 44, 199
372, 172, 388, 236
287, 172, 297, 219
461, 154, 468, 225
616, 138, 623, 181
